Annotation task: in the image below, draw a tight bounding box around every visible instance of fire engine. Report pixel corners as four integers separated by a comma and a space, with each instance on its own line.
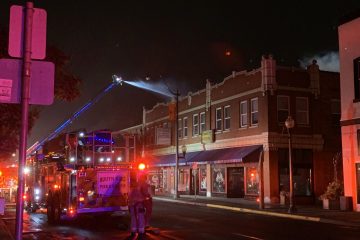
24, 76, 145, 224
35, 130, 140, 224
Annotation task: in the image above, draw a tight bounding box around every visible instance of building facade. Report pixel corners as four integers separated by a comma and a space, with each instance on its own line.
339, 15, 360, 211
120, 56, 341, 204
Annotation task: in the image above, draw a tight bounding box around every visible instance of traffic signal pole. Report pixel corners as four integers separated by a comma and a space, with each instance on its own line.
15, 2, 34, 240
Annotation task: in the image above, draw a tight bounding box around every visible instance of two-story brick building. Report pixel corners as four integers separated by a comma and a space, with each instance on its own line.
119, 55, 341, 204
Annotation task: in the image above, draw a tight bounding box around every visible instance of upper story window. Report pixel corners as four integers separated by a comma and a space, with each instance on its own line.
240, 100, 248, 128
193, 114, 199, 136
251, 98, 258, 125
224, 105, 231, 130
354, 57, 360, 100
277, 95, 289, 123
331, 99, 341, 126
200, 112, 206, 133
183, 117, 188, 138
178, 118, 182, 139
216, 107, 222, 132
296, 97, 309, 125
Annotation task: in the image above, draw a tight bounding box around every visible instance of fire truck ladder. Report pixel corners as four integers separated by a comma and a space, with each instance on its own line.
27, 75, 123, 156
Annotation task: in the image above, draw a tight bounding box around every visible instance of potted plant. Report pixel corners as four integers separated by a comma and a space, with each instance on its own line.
319, 181, 343, 210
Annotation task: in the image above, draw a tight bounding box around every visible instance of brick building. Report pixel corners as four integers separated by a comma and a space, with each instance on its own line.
119, 56, 341, 204
338, 14, 360, 211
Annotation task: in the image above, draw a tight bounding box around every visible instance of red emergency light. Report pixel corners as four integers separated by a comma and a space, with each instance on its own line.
138, 163, 146, 171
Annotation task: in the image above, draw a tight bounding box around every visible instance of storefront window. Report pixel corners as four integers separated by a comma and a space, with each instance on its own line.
278, 149, 313, 196
200, 168, 207, 191
212, 167, 225, 193
246, 167, 259, 195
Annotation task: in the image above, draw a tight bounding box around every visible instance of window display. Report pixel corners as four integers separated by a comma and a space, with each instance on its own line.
246, 167, 259, 195
200, 168, 207, 191
212, 167, 225, 193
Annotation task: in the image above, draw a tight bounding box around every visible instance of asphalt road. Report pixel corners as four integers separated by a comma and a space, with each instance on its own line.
3, 200, 360, 240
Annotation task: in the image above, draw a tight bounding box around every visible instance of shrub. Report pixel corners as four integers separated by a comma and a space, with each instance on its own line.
319, 181, 344, 200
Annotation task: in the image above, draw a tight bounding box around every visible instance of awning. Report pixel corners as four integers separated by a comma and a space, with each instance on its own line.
149, 145, 262, 167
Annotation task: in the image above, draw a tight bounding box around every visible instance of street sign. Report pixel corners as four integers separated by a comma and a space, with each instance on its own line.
9, 5, 47, 59
0, 59, 54, 105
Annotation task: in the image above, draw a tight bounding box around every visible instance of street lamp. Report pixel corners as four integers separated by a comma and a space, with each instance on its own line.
285, 116, 296, 213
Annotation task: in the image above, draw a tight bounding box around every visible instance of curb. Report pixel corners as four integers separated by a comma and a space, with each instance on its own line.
153, 197, 360, 228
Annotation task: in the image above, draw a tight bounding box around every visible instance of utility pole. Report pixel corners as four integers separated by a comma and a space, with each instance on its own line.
15, 2, 33, 239
174, 90, 179, 199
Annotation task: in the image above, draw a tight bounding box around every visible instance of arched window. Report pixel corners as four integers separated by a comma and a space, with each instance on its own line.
354, 57, 360, 99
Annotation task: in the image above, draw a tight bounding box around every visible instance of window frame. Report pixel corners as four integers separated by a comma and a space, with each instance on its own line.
277, 95, 290, 123
295, 97, 309, 125
354, 57, 360, 100
250, 98, 258, 126
178, 118, 182, 139
224, 105, 231, 131
183, 117, 188, 138
215, 107, 222, 132
200, 112, 206, 133
192, 113, 199, 136
240, 100, 248, 128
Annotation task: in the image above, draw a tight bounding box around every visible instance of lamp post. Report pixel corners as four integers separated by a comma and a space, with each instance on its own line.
285, 116, 296, 213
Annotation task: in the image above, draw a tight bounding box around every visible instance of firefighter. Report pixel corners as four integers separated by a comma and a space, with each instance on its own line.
128, 179, 146, 239
138, 173, 153, 229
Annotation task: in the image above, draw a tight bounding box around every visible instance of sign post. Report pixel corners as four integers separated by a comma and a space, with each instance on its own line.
15, 2, 33, 239
8, 2, 48, 239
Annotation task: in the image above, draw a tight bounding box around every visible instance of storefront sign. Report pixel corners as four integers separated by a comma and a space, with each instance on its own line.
201, 130, 215, 144
156, 127, 171, 145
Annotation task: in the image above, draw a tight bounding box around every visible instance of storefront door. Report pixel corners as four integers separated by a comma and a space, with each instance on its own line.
227, 167, 244, 198
190, 169, 199, 195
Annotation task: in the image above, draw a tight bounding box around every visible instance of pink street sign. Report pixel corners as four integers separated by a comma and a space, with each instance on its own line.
0, 59, 54, 105
8, 5, 47, 60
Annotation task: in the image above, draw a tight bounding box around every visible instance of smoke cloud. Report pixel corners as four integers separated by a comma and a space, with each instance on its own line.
299, 51, 339, 72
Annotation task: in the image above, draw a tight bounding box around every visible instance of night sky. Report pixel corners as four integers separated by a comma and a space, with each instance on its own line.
0, 0, 359, 146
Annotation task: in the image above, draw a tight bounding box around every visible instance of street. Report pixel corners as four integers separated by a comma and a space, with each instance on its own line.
2, 200, 360, 240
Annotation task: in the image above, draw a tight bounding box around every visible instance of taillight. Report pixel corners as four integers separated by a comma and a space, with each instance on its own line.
23, 195, 27, 200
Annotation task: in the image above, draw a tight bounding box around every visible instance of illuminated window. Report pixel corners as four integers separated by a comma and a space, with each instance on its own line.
251, 98, 258, 125
354, 57, 360, 100
216, 107, 222, 131
224, 105, 231, 130
240, 100, 248, 128
296, 97, 309, 125
200, 112, 206, 133
193, 114, 199, 136
246, 167, 259, 195
183, 117, 188, 138
277, 95, 289, 123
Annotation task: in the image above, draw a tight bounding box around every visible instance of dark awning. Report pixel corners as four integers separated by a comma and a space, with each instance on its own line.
149, 145, 262, 167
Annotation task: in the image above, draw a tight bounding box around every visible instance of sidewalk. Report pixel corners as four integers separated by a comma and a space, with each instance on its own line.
154, 195, 360, 228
